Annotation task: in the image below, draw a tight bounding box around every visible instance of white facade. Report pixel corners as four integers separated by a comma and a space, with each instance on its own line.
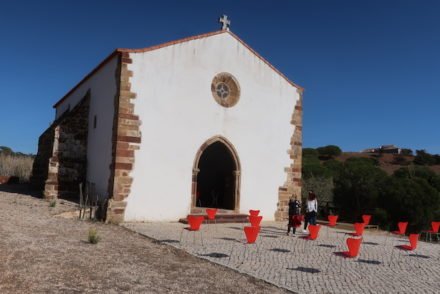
54, 56, 118, 198
124, 32, 300, 221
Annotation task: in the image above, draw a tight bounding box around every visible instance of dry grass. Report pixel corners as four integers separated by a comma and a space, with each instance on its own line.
0, 154, 33, 182
0, 188, 288, 294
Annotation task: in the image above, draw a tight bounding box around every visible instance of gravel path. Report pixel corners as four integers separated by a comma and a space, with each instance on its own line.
0, 187, 289, 294
124, 219, 440, 293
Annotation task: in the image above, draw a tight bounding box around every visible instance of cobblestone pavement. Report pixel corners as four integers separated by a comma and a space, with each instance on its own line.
124, 221, 440, 294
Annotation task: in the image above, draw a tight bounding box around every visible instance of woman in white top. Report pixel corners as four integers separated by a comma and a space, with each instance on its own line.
303, 190, 318, 232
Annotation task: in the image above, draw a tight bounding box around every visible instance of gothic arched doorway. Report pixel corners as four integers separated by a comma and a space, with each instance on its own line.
192, 136, 240, 212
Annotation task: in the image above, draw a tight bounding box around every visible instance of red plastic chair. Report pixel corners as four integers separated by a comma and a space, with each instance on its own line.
244, 226, 260, 244
344, 237, 362, 258
326, 215, 338, 238
205, 208, 217, 224
398, 234, 419, 251
392, 222, 408, 235
307, 224, 321, 240
350, 222, 365, 237
331, 236, 363, 274
422, 221, 440, 242
180, 215, 205, 246
301, 224, 321, 253
388, 233, 422, 267
231, 226, 262, 268
249, 215, 263, 227
187, 215, 204, 231
328, 215, 338, 227
362, 214, 372, 226
249, 210, 260, 217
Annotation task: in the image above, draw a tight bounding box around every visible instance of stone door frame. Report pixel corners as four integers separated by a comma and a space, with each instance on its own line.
191, 135, 241, 213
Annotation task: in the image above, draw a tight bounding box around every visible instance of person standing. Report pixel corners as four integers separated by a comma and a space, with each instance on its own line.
286, 197, 301, 235
303, 191, 318, 233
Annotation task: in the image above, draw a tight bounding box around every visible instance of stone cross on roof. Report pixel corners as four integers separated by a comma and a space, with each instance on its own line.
219, 15, 231, 31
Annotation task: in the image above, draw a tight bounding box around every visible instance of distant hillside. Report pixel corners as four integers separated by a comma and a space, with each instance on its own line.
302, 145, 440, 232
336, 152, 440, 175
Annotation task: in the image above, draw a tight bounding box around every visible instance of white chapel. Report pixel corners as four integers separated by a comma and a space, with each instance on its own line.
31, 18, 303, 223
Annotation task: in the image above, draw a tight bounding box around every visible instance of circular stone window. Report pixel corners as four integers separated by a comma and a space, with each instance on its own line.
211, 73, 240, 107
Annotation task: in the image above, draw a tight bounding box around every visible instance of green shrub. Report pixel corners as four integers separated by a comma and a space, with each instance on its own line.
88, 228, 100, 244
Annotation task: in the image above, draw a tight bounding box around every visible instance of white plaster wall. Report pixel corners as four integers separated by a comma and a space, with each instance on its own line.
54, 56, 118, 197
125, 33, 299, 221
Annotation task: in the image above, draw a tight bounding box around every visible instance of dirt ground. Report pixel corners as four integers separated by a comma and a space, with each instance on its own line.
0, 186, 289, 294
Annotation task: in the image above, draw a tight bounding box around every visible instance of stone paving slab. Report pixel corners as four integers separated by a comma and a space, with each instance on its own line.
123, 221, 440, 294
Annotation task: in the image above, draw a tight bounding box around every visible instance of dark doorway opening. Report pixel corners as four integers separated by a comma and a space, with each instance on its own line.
196, 141, 236, 210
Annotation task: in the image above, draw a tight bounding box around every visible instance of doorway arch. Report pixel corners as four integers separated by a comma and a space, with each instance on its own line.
191, 136, 241, 212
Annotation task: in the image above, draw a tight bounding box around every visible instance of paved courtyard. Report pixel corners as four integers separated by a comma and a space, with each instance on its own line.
124, 221, 440, 294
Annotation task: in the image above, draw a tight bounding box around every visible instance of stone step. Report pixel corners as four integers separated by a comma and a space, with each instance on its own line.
179, 213, 249, 224
316, 219, 379, 231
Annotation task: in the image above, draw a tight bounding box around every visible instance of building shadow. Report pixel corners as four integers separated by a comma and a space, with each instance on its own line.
0, 183, 42, 198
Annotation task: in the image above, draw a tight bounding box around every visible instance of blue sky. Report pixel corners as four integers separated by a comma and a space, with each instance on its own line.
0, 0, 439, 154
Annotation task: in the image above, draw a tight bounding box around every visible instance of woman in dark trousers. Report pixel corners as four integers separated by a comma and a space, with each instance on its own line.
287, 197, 301, 235
303, 191, 318, 233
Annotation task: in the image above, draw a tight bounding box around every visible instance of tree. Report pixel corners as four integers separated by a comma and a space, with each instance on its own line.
394, 166, 440, 192
333, 157, 387, 222
316, 145, 342, 159
381, 176, 440, 232
323, 159, 344, 175
0, 146, 13, 156
434, 154, 440, 165
302, 155, 332, 179
400, 148, 413, 156
414, 149, 436, 165
302, 148, 319, 157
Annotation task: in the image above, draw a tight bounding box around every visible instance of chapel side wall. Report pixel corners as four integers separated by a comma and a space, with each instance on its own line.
124, 33, 300, 221
53, 56, 119, 198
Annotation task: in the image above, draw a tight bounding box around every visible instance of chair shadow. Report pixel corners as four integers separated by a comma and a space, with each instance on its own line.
260, 234, 279, 238
269, 248, 290, 253
158, 239, 179, 244
264, 226, 285, 231
357, 259, 381, 265
199, 252, 229, 258
218, 237, 239, 242
227, 226, 242, 231
333, 252, 350, 258
260, 229, 285, 235
287, 266, 321, 274
408, 254, 430, 259
318, 244, 337, 248
363, 242, 380, 246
